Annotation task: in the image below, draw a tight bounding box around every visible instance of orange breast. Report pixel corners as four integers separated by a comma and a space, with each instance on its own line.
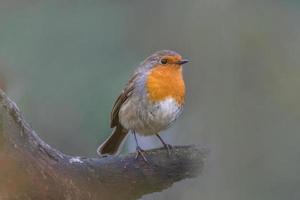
146, 65, 185, 105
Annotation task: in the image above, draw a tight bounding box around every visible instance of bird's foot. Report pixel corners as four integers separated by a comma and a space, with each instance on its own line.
135, 146, 148, 163
163, 143, 173, 156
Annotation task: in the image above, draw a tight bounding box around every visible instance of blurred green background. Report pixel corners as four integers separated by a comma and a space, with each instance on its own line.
1, 0, 300, 199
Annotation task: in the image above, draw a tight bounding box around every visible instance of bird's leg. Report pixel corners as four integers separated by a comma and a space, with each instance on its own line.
155, 134, 173, 155
133, 131, 148, 162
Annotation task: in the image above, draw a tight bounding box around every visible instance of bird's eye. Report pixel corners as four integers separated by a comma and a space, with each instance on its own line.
160, 58, 168, 64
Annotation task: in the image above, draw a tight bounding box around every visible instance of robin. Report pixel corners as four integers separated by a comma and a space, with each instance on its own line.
97, 50, 188, 161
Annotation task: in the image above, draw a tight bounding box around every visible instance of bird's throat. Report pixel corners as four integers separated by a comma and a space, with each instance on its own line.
146, 65, 185, 105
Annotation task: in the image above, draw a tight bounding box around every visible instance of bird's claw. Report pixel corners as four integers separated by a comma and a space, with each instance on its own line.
164, 143, 173, 156
135, 146, 148, 163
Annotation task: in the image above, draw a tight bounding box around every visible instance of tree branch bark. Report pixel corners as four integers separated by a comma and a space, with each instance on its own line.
0, 89, 207, 200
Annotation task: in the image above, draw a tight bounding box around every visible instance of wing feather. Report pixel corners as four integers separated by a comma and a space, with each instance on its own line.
110, 73, 139, 128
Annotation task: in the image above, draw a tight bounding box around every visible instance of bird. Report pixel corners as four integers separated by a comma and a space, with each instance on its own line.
97, 50, 188, 161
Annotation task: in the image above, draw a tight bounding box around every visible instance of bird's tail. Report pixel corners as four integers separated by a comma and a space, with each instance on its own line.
97, 124, 128, 156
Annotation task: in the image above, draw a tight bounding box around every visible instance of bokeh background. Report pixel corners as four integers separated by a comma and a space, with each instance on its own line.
1, 0, 300, 199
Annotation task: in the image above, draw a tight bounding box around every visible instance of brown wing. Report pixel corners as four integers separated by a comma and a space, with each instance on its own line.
110, 73, 139, 128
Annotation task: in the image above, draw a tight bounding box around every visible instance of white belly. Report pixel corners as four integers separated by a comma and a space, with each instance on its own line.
119, 97, 183, 136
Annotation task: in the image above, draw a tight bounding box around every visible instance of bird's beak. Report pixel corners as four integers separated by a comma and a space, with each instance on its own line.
177, 59, 189, 65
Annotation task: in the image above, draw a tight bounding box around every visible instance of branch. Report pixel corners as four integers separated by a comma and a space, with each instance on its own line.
0, 89, 207, 200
